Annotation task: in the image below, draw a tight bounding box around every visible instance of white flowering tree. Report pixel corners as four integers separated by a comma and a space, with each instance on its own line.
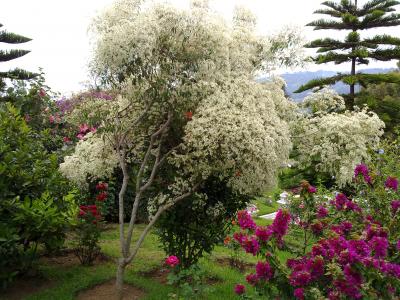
59, 0, 303, 297
291, 88, 385, 187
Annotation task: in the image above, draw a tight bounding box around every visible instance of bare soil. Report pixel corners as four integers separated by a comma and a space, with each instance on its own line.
140, 266, 222, 285
39, 249, 112, 268
215, 257, 254, 273
76, 280, 145, 300
0, 275, 54, 300
140, 267, 170, 284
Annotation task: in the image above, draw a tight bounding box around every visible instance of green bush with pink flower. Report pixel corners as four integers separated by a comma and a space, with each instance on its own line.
232, 165, 400, 299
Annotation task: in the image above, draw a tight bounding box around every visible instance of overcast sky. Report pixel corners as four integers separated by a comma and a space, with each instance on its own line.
1, 0, 399, 95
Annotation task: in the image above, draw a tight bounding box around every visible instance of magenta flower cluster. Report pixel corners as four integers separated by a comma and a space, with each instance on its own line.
385, 176, 399, 191
354, 163, 372, 184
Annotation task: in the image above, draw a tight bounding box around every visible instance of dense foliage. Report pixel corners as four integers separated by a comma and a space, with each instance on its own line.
0, 103, 76, 287
157, 177, 249, 268
356, 65, 400, 135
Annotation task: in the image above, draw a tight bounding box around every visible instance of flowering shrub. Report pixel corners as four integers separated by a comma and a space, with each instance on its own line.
72, 184, 108, 265
291, 89, 385, 187
233, 169, 400, 299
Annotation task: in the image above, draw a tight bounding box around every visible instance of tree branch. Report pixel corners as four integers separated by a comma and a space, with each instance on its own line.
126, 182, 201, 264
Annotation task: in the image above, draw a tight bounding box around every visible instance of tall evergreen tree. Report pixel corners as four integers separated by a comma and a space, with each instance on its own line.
295, 0, 400, 108
0, 23, 36, 91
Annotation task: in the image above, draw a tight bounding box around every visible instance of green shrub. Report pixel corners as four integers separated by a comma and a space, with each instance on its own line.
0, 103, 76, 287
156, 177, 249, 269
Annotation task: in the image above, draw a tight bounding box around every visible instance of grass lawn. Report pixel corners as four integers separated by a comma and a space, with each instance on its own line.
3, 199, 290, 300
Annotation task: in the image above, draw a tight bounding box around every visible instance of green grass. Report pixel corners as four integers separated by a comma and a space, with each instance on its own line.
10, 224, 267, 300
6, 197, 286, 300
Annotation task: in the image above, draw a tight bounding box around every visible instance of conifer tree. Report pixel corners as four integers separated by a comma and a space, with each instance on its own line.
296, 0, 400, 108
0, 23, 36, 90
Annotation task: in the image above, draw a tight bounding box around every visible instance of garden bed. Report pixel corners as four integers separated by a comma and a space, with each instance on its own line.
39, 249, 112, 268
76, 280, 145, 300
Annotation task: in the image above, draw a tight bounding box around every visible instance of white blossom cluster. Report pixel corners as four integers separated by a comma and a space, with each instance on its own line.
293, 104, 385, 186
59, 133, 119, 187
171, 78, 292, 195
302, 88, 346, 114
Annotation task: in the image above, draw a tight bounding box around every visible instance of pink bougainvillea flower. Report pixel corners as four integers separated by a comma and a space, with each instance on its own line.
165, 255, 179, 267
90, 126, 97, 133
294, 288, 305, 300
63, 136, 71, 143
385, 176, 398, 191
317, 206, 328, 218
246, 273, 258, 286
307, 185, 317, 193
237, 210, 256, 230
234, 284, 245, 295
49, 115, 55, 123
76, 133, 85, 140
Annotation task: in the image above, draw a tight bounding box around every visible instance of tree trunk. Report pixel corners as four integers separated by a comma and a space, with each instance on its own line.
116, 258, 126, 300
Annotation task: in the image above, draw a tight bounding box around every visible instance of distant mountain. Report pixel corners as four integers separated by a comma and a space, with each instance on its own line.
273, 68, 395, 101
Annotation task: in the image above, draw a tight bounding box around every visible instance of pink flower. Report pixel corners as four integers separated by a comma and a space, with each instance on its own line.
165, 255, 179, 267
38, 89, 46, 97
63, 136, 71, 143
49, 115, 55, 123
79, 123, 90, 134
294, 288, 305, 300
385, 176, 398, 191
271, 209, 291, 242
24, 114, 31, 122
237, 210, 256, 230
391, 200, 400, 214
90, 127, 97, 133
76, 133, 85, 140
307, 185, 317, 193
255, 261, 273, 280
255, 226, 272, 242
317, 206, 328, 218
96, 191, 108, 202
96, 182, 108, 191
246, 273, 258, 286
234, 284, 245, 295
299, 203, 305, 209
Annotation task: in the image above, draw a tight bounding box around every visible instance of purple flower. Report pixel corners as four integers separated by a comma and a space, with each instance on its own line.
307, 185, 317, 193
237, 210, 256, 230
234, 284, 245, 295
385, 176, 398, 191
294, 288, 305, 300
354, 164, 368, 177
255, 261, 273, 280
246, 273, 258, 286
271, 209, 291, 242
340, 221, 353, 233
334, 193, 348, 210
391, 200, 400, 214
317, 206, 328, 218
397, 240, 400, 251
255, 226, 272, 242
369, 236, 388, 258
290, 270, 312, 287
242, 236, 260, 256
